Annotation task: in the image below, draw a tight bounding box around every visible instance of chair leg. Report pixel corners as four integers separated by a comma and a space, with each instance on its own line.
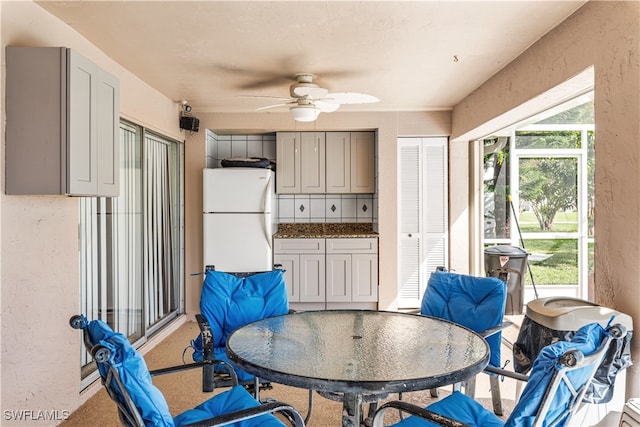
490, 374, 503, 416
202, 363, 214, 393
198, 315, 215, 393
463, 377, 476, 398
515, 379, 524, 401
303, 390, 314, 425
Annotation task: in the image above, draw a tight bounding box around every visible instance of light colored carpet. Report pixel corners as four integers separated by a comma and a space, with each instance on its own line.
60, 321, 515, 426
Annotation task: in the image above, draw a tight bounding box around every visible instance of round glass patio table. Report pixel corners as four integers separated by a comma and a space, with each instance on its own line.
226, 310, 489, 427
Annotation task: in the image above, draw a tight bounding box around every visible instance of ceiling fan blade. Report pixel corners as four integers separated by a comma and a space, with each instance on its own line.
239, 77, 292, 90
238, 95, 294, 101
314, 100, 341, 113
324, 92, 380, 105
256, 101, 296, 111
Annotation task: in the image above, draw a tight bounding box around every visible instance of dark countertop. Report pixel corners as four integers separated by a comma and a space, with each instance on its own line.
273, 223, 378, 239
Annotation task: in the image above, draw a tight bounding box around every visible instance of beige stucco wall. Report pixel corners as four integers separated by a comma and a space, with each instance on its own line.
450, 1, 640, 397
0, 2, 183, 424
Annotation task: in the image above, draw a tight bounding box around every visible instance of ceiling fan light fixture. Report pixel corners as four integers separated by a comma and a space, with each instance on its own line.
290, 105, 320, 122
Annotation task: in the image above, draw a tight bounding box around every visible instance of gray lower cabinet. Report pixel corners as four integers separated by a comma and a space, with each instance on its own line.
6, 47, 120, 196
326, 238, 378, 302
274, 238, 326, 303
274, 237, 378, 309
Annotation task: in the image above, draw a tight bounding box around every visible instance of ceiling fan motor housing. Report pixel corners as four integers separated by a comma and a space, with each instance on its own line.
290, 82, 327, 98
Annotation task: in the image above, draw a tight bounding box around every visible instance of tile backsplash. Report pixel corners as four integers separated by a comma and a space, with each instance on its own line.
278, 194, 375, 224
207, 130, 378, 225
206, 132, 276, 168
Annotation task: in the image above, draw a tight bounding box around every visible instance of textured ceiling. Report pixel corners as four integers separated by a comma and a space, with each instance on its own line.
37, 1, 587, 115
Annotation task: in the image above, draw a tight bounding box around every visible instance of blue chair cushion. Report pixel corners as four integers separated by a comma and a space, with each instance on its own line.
87, 320, 174, 427
387, 322, 608, 427
200, 269, 289, 348
173, 385, 285, 427
193, 269, 289, 381
390, 391, 504, 427
504, 322, 608, 427
421, 271, 506, 367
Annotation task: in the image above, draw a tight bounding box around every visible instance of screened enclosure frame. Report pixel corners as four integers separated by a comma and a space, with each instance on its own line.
476, 91, 594, 305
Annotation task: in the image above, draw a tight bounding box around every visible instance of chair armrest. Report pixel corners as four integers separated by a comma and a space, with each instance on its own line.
372, 401, 471, 427
181, 400, 306, 427
483, 365, 529, 382
150, 359, 239, 385
479, 321, 513, 339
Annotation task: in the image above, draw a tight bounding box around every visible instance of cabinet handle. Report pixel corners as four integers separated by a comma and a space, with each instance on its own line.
408, 234, 412, 238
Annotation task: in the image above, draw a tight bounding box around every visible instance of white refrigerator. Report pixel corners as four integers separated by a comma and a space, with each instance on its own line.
203, 168, 275, 272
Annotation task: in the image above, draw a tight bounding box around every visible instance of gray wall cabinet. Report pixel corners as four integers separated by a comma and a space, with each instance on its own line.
276, 131, 375, 195
6, 47, 120, 196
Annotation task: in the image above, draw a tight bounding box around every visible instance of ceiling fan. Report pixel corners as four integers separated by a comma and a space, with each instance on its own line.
247, 73, 379, 122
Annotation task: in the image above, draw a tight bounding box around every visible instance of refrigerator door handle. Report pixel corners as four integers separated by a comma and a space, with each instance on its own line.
264, 214, 272, 251
262, 174, 271, 214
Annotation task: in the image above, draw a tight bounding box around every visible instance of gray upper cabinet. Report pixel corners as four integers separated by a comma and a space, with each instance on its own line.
276, 132, 326, 194
277, 131, 375, 194
6, 47, 120, 196
326, 131, 375, 193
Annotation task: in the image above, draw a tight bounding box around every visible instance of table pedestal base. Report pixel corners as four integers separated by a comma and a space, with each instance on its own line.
342, 393, 363, 427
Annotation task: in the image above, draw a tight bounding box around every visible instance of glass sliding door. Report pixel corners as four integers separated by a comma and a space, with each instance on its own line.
79, 121, 183, 386
144, 133, 182, 331
112, 122, 144, 338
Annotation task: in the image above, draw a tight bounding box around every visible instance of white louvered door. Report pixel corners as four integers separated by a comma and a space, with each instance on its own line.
397, 137, 448, 308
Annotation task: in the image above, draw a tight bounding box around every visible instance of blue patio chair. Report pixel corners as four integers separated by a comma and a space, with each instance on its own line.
189, 268, 290, 397
70, 314, 305, 427
371, 321, 627, 427
420, 270, 509, 415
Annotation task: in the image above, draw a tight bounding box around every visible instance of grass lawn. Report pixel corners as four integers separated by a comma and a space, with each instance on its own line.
522, 239, 577, 285
518, 211, 578, 233
487, 210, 594, 286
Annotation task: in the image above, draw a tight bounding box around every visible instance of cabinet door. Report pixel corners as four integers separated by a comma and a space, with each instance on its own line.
325, 132, 351, 193
300, 132, 325, 193
68, 50, 120, 196
68, 49, 99, 196
350, 132, 375, 193
352, 253, 378, 302
326, 254, 352, 302
96, 69, 120, 196
274, 255, 298, 302
299, 254, 325, 302
276, 132, 300, 193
